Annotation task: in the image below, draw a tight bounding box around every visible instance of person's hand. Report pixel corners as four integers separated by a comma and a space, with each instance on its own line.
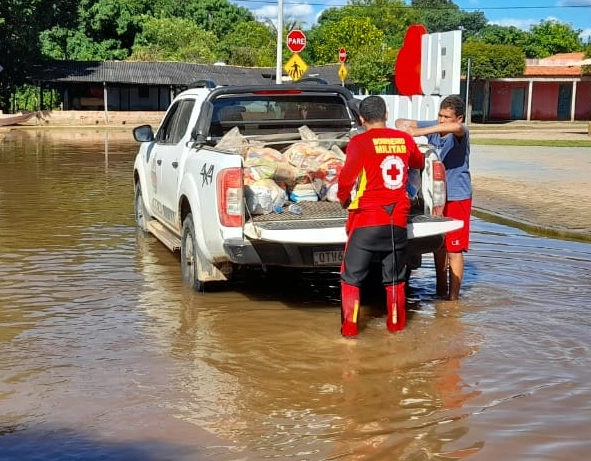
340, 198, 351, 209
403, 124, 416, 136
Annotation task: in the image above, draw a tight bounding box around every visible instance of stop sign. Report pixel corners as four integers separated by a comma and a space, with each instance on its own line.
287, 30, 307, 53
339, 47, 347, 63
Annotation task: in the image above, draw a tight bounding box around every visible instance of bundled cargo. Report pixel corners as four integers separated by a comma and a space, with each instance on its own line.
244, 146, 299, 187
289, 183, 319, 203
216, 126, 346, 213
245, 178, 287, 215
283, 141, 345, 202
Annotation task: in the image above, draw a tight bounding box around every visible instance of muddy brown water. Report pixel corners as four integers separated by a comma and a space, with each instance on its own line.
1, 129, 590, 460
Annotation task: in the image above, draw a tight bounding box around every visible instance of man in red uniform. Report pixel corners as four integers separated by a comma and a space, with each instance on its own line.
337, 96, 425, 337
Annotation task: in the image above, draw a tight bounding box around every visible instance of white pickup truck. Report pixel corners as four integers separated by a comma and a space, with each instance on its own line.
132, 83, 462, 290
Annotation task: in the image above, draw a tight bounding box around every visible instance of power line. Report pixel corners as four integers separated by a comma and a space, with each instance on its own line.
237, 0, 591, 11
458, 6, 591, 12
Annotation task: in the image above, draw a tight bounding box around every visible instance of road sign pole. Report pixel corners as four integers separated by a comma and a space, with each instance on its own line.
275, 0, 284, 84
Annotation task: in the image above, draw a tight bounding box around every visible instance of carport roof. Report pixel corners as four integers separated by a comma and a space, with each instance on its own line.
32, 60, 347, 87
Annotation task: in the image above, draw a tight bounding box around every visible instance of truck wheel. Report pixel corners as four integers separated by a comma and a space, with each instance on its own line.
134, 182, 148, 232
181, 213, 205, 292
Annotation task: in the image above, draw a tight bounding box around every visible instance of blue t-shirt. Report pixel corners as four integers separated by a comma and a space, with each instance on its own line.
417, 120, 472, 201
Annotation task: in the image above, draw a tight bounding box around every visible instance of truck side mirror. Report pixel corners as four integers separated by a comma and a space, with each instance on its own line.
133, 125, 154, 142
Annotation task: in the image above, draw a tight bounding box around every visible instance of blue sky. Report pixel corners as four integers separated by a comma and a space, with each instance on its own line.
238, 0, 591, 43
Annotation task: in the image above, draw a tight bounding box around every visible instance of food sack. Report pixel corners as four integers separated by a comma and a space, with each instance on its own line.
244, 158, 277, 183
298, 125, 319, 145
245, 179, 287, 215
215, 126, 249, 155
289, 183, 318, 203
244, 146, 284, 162
273, 162, 299, 187
325, 183, 339, 202
244, 146, 298, 187
283, 142, 323, 172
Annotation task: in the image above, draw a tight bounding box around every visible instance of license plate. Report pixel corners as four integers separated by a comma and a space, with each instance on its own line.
313, 250, 344, 266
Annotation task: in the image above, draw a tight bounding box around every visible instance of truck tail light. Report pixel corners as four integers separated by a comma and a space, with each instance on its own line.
217, 167, 243, 227
431, 160, 447, 217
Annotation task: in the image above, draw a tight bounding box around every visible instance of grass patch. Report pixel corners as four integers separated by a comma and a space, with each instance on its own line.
471, 138, 591, 147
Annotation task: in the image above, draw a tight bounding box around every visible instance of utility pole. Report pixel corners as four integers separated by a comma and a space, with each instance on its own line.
465, 57, 472, 125
275, 0, 284, 84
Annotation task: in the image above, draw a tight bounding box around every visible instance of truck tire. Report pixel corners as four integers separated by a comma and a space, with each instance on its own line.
134, 182, 148, 232
181, 213, 206, 291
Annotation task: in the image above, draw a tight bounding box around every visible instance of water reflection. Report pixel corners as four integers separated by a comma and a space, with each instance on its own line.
1, 129, 591, 460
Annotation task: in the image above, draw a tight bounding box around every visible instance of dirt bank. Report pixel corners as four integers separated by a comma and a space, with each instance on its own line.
470, 120, 591, 141
470, 144, 591, 241
0, 110, 164, 128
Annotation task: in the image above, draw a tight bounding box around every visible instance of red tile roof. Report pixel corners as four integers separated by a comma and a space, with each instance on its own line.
524, 52, 586, 77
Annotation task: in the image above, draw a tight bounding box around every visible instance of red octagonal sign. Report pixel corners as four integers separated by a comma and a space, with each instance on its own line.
287, 29, 306, 53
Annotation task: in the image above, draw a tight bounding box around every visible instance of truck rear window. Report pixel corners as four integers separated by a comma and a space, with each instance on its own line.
209, 95, 353, 137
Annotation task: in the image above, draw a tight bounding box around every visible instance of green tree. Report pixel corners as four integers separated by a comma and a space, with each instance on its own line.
131, 17, 217, 62
411, 0, 486, 40
317, 0, 419, 48
523, 20, 583, 58
77, 0, 145, 51
184, 0, 255, 40
39, 0, 152, 60
349, 46, 398, 93
0, 0, 58, 110
582, 43, 591, 75
468, 24, 529, 48
316, 7, 347, 25
218, 22, 276, 67
40, 27, 129, 60
37, 0, 80, 30
462, 42, 525, 78
307, 17, 386, 65
12, 84, 61, 112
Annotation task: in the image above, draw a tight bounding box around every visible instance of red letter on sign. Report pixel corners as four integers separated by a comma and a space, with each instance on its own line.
395, 24, 428, 96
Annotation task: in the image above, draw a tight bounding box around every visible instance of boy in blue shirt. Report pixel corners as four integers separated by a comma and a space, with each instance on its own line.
395, 95, 472, 300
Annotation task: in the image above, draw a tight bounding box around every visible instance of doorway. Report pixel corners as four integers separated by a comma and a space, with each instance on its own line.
510, 87, 525, 119
557, 84, 572, 120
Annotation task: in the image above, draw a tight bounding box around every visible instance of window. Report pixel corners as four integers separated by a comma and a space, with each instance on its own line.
156, 99, 196, 144
209, 94, 351, 137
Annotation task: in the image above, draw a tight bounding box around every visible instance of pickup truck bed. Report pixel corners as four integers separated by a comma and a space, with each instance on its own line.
247, 201, 459, 239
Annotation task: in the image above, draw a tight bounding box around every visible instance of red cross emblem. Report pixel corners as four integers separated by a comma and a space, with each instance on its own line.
380, 156, 405, 190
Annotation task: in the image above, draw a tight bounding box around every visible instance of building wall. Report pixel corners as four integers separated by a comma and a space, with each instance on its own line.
488, 82, 529, 120
575, 82, 591, 120
483, 80, 590, 121
531, 83, 559, 120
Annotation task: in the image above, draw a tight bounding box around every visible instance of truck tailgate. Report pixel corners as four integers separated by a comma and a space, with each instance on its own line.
243, 202, 462, 244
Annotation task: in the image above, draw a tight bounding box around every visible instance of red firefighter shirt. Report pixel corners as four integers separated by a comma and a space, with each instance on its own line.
337, 127, 425, 229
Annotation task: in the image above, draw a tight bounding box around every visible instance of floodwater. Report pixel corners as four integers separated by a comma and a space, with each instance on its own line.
1, 129, 590, 460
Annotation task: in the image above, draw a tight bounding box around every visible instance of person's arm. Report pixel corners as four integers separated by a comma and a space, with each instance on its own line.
337, 140, 363, 209
401, 120, 465, 139
395, 118, 418, 131
407, 136, 425, 170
